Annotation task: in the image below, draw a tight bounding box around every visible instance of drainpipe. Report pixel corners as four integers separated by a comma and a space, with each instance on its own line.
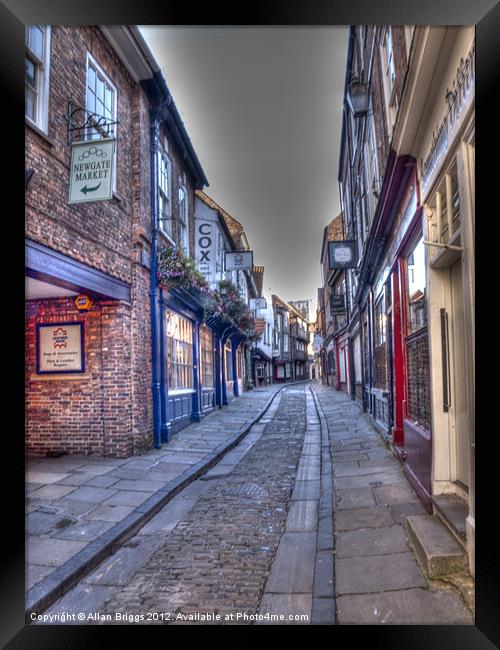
214, 330, 222, 408
149, 109, 162, 449
159, 290, 170, 442
192, 320, 202, 421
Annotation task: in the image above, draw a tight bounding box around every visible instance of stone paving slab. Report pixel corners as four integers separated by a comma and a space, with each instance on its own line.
291, 480, 320, 500
285, 500, 318, 532
257, 594, 312, 624
334, 506, 394, 531
334, 487, 377, 510
336, 551, 427, 594
336, 588, 473, 624
51, 519, 115, 542
27, 537, 88, 567
336, 525, 409, 558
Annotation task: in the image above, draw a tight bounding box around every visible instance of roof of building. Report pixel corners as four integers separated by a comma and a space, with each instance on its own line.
253, 265, 265, 297
195, 190, 250, 251
320, 212, 344, 264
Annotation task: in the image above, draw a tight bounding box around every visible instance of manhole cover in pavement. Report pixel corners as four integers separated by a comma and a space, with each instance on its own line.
225, 483, 269, 498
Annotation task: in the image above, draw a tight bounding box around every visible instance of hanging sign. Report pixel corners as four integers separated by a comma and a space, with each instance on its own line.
328, 241, 358, 269
69, 139, 115, 204
312, 334, 323, 352
224, 250, 253, 271
254, 318, 266, 336
250, 297, 267, 310
330, 293, 346, 314
36, 322, 85, 374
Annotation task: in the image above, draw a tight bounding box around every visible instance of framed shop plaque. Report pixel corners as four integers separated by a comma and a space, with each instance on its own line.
36, 322, 85, 374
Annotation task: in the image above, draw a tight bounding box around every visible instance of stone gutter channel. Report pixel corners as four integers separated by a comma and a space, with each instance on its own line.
257, 384, 335, 624
26, 380, 311, 620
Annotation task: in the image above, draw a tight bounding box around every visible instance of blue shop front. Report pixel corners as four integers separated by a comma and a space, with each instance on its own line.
161, 288, 246, 437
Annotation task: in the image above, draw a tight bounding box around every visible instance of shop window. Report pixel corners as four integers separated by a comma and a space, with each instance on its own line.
426, 158, 461, 246
353, 335, 362, 384
225, 343, 233, 382
406, 237, 427, 334
166, 310, 193, 390
374, 294, 387, 389
277, 365, 285, 379
200, 325, 214, 388
405, 235, 431, 429
158, 142, 173, 239
25, 26, 51, 133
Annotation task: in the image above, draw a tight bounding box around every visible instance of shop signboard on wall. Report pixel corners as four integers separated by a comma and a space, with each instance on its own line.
36, 322, 85, 374
224, 250, 253, 271
69, 139, 115, 204
328, 241, 358, 269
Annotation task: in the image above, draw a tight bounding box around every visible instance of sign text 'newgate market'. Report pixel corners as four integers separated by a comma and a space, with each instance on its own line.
69, 139, 115, 204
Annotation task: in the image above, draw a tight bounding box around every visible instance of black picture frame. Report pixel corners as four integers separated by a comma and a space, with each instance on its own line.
328, 240, 358, 269
35, 321, 85, 374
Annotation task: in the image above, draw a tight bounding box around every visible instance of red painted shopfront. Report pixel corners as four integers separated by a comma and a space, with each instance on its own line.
387, 173, 433, 511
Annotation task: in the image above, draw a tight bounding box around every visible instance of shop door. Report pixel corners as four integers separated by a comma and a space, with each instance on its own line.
450, 260, 469, 488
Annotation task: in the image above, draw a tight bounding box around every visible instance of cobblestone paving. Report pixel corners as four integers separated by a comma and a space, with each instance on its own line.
95, 386, 308, 624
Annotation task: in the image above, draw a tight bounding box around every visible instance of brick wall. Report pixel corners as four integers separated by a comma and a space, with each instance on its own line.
25, 26, 137, 283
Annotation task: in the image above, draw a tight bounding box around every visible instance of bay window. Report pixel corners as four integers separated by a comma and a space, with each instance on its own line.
166, 310, 194, 391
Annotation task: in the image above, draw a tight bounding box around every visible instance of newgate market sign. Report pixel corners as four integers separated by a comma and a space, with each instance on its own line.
69, 139, 115, 204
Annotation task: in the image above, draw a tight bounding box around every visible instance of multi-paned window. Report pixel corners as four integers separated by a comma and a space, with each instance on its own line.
178, 184, 189, 252
86, 54, 116, 140
85, 54, 117, 191
158, 142, 173, 238
406, 237, 427, 334
426, 158, 461, 247
200, 325, 214, 388
380, 27, 398, 135
166, 310, 194, 391
25, 26, 51, 133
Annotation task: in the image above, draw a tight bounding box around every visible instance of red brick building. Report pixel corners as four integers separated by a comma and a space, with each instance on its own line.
25, 26, 207, 457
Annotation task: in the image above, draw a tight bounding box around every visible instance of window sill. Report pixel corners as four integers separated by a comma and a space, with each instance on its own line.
26, 118, 55, 148
169, 388, 195, 396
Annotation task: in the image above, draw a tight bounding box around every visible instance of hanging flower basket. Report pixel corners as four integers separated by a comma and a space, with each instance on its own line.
157, 245, 210, 294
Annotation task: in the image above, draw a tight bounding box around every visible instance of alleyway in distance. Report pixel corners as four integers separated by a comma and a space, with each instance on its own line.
34, 383, 472, 625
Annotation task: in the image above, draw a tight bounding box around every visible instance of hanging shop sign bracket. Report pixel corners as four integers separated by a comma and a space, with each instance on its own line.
66, 99, 119, 145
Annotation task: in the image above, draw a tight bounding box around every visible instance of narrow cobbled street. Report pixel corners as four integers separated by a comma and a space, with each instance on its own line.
35, 382, 472, 625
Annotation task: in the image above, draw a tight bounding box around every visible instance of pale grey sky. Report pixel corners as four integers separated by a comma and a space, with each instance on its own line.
140, 26, 349, 316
